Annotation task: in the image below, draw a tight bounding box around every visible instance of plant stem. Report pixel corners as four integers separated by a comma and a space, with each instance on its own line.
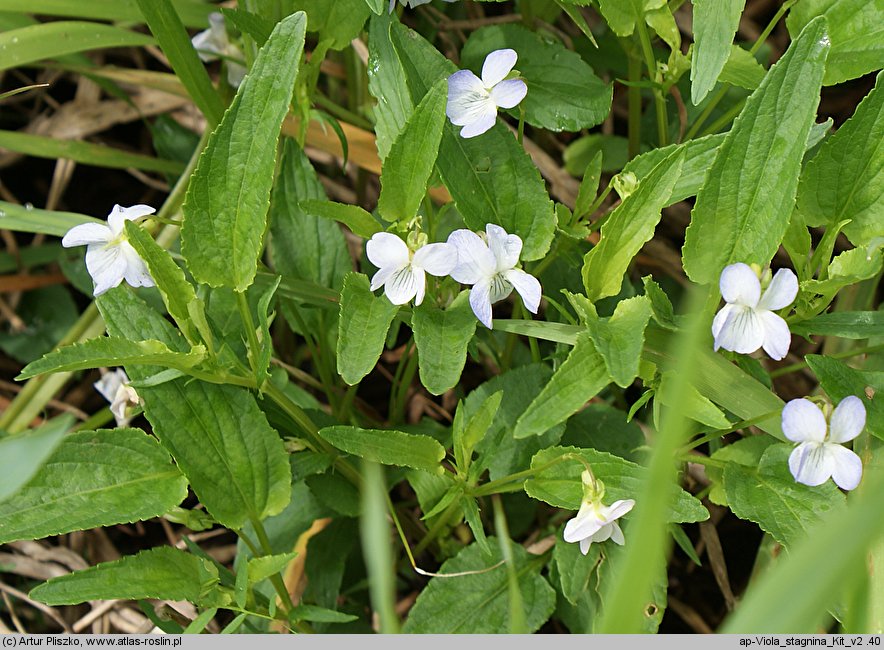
636, 20, 668, 146
627, 50, 643, 159
236, 290, 261, 377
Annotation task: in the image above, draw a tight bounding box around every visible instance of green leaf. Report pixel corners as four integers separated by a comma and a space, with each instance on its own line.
552, 529, 600, 606
124, 221, 211, 347
460, 24, 611, 132
595, 0, 666, 37
524, 446, 709, 524
402, 540, 555, 633
318, 426, 445, 474
792, 311, 884, 340
0, 416, 72, 503
0, 285, 77, 364
363, 0, 385, 14
30, 547, 219, 606
290, 605, 358, 624
0, 202, 98, 238
378, 78, 447, 222
786, 0, 884, 86
270, 141, 352, 290
0, 21, 153, 73
367, 13, 414, 161
219, 8, 274, 46
708, 435, 777, 506
134, 0, 224, 127
296, 199, 381, 240
0, 428, 187, 544
454, 391, 503, 475
291, 0, 370, 49
724, 444, 846, 547
796, 71, 883, 246
806, 355, 884, 440
248, 551, 297, 585
463, 497, 491, 556
336, 273, 399, 385
0, 130, 185, 174
689, 0, 746, 104
97, 288, 292, 530
181, 12, 307, 291
641, 276, 677, 329
574, 151, 603, 219
657, 371, 732, 429
390, 21, 555, 260
514, 332, 610, 438
585, 296, 653, 388
718, 44, 766, 90
801, 246, 884, 298
0, 0, 214, 27
17, 337, 206, 380
582, 149, 685, 300
682, 17, 830, 284
412, 291, 478, 396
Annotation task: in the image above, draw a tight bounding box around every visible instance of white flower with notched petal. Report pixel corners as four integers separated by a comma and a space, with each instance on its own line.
446, 49, 527, 138
447, 224, 541, 329
562, 471, 634, 555
711, 262, 798, 360
366, 232, 457, 306
783, 396, 865, 491
94, 368, 142, 427
192, 13, 247, 87
62, 204, 156, 297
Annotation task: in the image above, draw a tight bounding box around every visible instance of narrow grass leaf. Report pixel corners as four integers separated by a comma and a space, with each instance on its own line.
682, 17, 830, 284
0, 415, 72, 503
318, 425, 445, 474
0, 21, 152, 73
360, 461, 400, 633
0, 0, 214, 28
181, 12, 306, 291
0, 428, 187, 543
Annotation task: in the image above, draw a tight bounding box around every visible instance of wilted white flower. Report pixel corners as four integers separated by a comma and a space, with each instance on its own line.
446, 48, 527, 138
447, 224, 540, 329
783, 396, 865, 491
563, 470, 635, 555
61, 204, 156, 296
366, 232, 457, 306
94, 369, 142, 427
711, 263, 798, 360
192, 12, 247, 87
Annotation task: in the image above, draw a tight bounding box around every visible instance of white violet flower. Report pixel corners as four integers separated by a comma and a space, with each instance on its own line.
94, 369, 142, 427
563, 470, 635, 555
712, 262, 798, 361
366, 232, 457, 306
783, 396, 865, 491
61, 204, 156, 297
446, 48, 527, 138
192, 12, 247, 87
447, 224, 541, 329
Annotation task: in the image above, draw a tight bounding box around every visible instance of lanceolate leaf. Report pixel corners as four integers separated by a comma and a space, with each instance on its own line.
0, 21, 153, 73
402, 541, 555, 633
318, 426, 445, 474
297, 199, 381, 240
682, 17, 830, 284
690, 0, 746, 105
460, 24, 611, 132
796, 71, 883, 246
0, 416, 72, 503
337, 273, 399, 385
412, 291, 478, 396
0, 429, 187, 544
368, 13, 414, 160
17, 337, 206, 380
181, 12, 307, 291
582, 149, 685, 301
786, 0, 884, 86
378, 78, 447, 223
585, 296, 653, 388
513, 332, 610, 439
97, 288, 291, 530
390, 22, 555, 260
30, 547, 219, 606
